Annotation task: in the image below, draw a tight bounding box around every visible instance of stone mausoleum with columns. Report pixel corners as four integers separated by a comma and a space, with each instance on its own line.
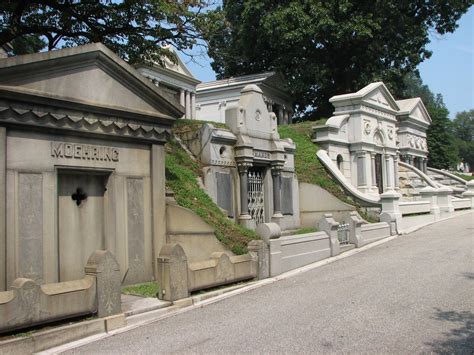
314, 82, 431, 197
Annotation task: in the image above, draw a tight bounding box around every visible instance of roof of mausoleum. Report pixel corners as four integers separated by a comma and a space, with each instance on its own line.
396, 98, 432, 124
0, 42, 184, 120
329, 82, 400, 112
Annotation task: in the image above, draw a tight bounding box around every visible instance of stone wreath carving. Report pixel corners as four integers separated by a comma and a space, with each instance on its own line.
387, 127, 394, 140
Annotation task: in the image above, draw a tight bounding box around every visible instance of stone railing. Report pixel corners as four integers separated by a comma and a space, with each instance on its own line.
399, 200, 431, 216
0, 250, 121, 334
157, 244, 257, 301
345, 212, 392, 247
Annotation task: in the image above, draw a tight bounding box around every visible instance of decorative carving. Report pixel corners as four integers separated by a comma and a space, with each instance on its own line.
387, 127, 394, 140
364, 121, 371, 135
255, 109, 262, 121
0, 104, 170, 143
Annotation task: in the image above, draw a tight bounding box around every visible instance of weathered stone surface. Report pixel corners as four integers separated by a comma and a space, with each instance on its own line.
281, 176, 293, 215
216, 172, 233, 217
85, 250, 121, 318
318, 213, 340, 256
126, 178, 146, 283
157, 244, 189, 302
18, 173, 43, 283
256, 223, 281, 244
248, 240, 269, 279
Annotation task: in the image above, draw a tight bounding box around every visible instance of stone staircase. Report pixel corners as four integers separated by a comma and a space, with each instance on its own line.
398, 164, 428, 200
426, 169, 466, 192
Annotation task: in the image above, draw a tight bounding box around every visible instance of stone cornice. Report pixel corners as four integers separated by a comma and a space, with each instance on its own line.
0, 102, 170, 144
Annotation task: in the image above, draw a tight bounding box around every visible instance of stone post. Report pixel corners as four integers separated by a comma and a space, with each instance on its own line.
437, 186, 454, 214
346, 211, 363, 247
237, 163, 252, 227
419, 186, 440, 220
278, 107, 284, 125
461, 181, 474, 209
256, 222, 282, 277
379, 190, 401, 235
85, 250, 121, 318
423, 159, 428, 173
191, 92, 196, 120
407, 155, 413, 166
318, 213, 340, 256
157, 244, 189, 301
248, 240, 270, 280
271, 166, 283, 223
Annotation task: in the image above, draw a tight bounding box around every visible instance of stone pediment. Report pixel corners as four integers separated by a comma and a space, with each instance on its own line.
397, 98, 431, 125
0, 43, 184, 121
226, 85, 279, 139
330, 82, 399, 112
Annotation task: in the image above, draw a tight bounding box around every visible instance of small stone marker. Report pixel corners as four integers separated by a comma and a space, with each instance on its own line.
157, 244, 189, 301
85, 250, 121, 318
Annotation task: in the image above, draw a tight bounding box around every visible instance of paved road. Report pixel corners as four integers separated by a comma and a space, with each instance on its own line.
68, 213, 474, 354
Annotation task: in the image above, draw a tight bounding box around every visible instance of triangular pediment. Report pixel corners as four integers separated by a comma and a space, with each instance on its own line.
0, 43, 183, 119
397, 98, 431, 124
330, 82, 399, 112
163, 47, 196, 79
360, 83, 399, 111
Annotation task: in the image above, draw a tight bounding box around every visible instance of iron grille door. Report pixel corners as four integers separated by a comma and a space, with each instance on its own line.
248, 169, 265, 225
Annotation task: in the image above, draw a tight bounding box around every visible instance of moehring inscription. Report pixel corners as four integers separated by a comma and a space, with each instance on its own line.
253, 150, 271, 160
51, 142, 119, 161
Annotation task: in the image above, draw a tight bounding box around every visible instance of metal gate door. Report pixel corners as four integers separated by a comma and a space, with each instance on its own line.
248, 169, 265, 225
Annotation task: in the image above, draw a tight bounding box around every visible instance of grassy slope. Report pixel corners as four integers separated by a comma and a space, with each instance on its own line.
165, 129, 257, 255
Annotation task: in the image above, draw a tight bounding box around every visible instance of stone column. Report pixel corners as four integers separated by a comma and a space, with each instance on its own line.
356, 151, 367, 190
237, 163, 252, 225
278, 107, 284, 125
407, 155, 412, 166
422, 158, 428, 173
180, 89, 185, 107
0, 127, 5, 291
151, 144, 166, 279
271, 167, 283, 223
437, 186, 454, 214
283, 110, 289, 125
185, 90, 191, 119
393, 155, 399, 190
191, 92, 196, 120
371, 153, 377, 191
384, 154, 393, 190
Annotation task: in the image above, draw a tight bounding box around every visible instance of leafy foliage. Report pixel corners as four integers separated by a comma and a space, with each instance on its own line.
165, 136, 257, 255
203, 1, 470, 119
452, 110, 474, 171
0, 0, 210, 64
401, 74, 459, 170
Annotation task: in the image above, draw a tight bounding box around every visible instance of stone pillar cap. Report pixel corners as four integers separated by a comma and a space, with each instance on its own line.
466, 180, 474, 187
420, 186, 437, 193
380, 190, 401, 199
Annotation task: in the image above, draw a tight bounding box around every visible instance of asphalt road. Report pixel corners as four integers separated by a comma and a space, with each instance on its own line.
67, 213, 474, 354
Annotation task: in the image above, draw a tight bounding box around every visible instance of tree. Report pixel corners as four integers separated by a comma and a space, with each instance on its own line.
401, 74, 459, 170
203, 1, 471, 119
0, 1, 210, 64
452, 110, 474, 171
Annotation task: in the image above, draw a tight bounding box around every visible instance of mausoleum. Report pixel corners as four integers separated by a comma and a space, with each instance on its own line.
313, 82, 432, 197
182, 85, 300, 231
0, 43, 183, 291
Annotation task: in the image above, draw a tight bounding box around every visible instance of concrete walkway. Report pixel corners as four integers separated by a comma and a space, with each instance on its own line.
65, 212, 473, 354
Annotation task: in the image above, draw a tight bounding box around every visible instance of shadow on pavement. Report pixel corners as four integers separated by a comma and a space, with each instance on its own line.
426, 308, 474, 354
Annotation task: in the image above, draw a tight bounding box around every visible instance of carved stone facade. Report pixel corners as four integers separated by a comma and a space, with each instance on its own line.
0, 43, 182, 291
184, 85, 300, 231
313, 82, 431, 197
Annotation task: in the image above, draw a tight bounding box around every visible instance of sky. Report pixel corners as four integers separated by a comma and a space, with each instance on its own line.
180, 7, 473, 118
